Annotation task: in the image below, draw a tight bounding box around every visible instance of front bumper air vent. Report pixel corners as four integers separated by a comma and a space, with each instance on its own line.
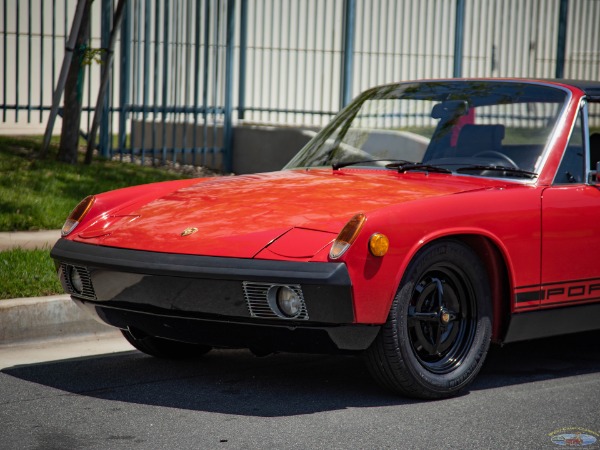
243, 281, 308, 320
60, 263, 97, 301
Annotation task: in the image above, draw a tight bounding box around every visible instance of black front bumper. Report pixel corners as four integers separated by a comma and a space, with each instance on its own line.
51, 239, 380, 352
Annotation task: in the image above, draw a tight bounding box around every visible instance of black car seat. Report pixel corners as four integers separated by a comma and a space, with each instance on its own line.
456, 124, 505, 158
590, 132, 600, 169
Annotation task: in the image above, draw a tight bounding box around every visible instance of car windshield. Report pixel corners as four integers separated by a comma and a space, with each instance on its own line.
284, 81, 569, 179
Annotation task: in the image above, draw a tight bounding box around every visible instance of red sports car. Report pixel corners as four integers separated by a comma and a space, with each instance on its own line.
51, 79, 600, 399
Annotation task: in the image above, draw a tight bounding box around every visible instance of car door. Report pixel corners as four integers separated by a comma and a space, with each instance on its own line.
541, 101, 600, 308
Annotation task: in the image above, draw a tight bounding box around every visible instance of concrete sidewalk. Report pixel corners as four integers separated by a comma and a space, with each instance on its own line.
0, 230, 114, 347
0, 229, 61, 251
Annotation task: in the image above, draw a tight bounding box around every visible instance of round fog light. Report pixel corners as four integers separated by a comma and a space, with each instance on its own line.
276, 286, 302, 318
69, 266, 84, 294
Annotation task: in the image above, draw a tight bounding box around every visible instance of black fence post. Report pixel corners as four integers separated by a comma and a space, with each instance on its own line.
340, 0, 356, 108
99, 0, 112, 159
224, 0, 236, 173
453, 0, 465, 78
118, 0, 132, 157
555, 0, 569, 79
238, 0, 248, 121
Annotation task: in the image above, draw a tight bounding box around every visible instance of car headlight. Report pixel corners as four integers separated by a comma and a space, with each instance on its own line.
61, 195, 95, 236
329, 213, 366, 259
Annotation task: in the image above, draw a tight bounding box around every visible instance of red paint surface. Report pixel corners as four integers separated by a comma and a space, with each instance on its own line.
74, 170, 503, 258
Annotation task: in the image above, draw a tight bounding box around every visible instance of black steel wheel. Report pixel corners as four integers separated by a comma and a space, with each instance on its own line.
121, 329, 212, 359
365, 239, 492, 399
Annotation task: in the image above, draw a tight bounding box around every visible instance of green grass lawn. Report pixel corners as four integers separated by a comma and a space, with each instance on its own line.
0, 135, 192, 231
0, 135, 200, 299
0, 248, 63, 299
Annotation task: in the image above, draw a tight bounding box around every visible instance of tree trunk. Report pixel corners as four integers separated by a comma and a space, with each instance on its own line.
57, 0, 92, 164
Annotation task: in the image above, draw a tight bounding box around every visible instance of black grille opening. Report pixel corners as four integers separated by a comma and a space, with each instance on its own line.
60, 263, 97, 300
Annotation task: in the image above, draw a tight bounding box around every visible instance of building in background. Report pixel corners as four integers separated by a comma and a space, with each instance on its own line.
0, 0, 598, 171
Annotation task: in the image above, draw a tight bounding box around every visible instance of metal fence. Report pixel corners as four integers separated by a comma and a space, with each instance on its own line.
1, 1, 98, 124
124, 0, 235, 168
1, 0, 599, 171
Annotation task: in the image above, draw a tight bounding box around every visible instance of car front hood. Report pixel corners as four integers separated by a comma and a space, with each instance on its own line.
74, 169, 505, 258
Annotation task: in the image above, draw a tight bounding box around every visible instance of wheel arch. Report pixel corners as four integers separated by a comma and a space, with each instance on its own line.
452, 235, 512, 342
395, 233, 514, 343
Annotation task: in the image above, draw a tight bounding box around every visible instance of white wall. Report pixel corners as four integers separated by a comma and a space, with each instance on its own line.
0, 0, 599, 136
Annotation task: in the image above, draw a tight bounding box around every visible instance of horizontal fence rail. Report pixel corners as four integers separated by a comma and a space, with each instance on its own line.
0, 0, 599, 170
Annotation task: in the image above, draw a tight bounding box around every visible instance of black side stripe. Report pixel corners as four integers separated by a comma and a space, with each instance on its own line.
515, 290, 544, 303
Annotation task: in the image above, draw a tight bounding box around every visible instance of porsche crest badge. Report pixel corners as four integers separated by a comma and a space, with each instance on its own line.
181, 227, 198, 237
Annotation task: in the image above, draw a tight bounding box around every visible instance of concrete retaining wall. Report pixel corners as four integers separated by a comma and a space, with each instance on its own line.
131, 121, 317, 174
232, 125, 317, 174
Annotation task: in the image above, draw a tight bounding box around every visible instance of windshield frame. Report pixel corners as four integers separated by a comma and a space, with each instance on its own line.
284, 80, 572, 182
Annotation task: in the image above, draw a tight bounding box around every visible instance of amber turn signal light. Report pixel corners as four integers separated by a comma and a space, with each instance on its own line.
369, 233, 389, 257
329, 213, 367, 259
61, 195, 95, 236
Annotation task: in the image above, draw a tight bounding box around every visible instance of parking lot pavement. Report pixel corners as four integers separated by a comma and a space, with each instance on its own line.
1, 334, 599, 450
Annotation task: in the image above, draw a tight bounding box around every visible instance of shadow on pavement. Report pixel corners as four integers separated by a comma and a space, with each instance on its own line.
2, 330, 599, 417
475, 329, 600, 390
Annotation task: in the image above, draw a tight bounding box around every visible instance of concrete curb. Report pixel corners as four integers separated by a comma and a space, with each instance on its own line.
0, 230, 114, 346
0, 294, 117, 345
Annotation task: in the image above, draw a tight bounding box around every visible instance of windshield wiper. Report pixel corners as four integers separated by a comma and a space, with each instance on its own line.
456, 165, 538, 179
389, 162, 452, 174
332, 159, 412, 170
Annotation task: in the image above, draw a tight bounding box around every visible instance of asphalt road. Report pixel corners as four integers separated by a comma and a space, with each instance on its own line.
1, 331, 599, 450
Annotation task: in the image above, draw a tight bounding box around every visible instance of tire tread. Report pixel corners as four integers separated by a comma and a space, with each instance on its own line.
364, 239, 492, 399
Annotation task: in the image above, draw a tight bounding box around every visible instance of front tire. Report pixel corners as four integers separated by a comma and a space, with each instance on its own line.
121, 329, 212, 359
365, 240, 492, 399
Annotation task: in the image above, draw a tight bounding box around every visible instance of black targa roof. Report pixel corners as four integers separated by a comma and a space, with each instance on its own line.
556, 79, 600, 100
